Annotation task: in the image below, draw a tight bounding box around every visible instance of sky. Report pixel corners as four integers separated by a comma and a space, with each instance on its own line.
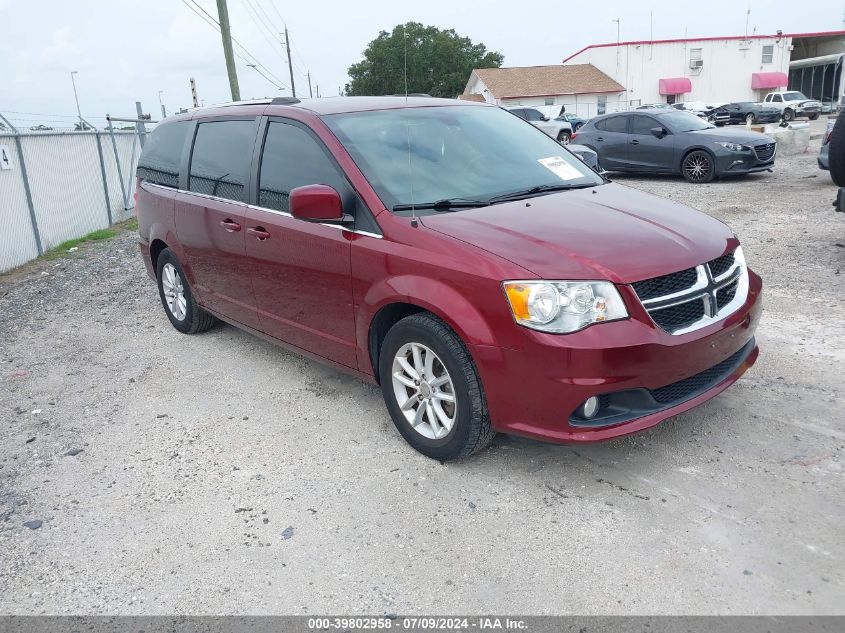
0, 0, 841, 129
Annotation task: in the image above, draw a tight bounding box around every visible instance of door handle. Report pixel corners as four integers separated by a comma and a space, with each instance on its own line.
596, 136, 604, 142
220, 219, 242, 232
247, 227, 271, 240
630, 139, 640, 145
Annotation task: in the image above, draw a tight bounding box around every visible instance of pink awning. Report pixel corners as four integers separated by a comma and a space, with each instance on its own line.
751, 72, 788, 89
658, 77, 692, 95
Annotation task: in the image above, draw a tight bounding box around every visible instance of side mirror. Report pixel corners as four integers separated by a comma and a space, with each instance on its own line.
290, 184, 346, 223
651, 126, 668, 139
542, 115, 550, 121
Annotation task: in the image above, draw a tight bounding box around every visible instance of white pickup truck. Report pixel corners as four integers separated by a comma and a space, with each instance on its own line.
761, 91, 822, 121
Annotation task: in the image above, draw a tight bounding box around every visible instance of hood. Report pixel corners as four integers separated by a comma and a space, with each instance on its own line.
419, 183, 736, 283
688, 127, 775, 144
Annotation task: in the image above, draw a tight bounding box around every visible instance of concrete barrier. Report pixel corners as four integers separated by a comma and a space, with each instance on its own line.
760, 122, 811, 156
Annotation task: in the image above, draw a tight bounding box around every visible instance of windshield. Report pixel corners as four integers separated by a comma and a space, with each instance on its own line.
324, 105, 604, 213
783, 92, 808, 101
656, 111, 715, 133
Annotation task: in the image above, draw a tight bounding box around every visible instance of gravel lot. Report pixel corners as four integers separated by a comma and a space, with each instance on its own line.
1, 135, 843, 615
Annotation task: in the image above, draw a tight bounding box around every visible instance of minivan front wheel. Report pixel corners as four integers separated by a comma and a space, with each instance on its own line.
379, 313, 494, 460
156, 248, 217, 334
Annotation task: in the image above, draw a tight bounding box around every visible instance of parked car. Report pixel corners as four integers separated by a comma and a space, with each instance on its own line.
672, 101, 709, 119
761, 91, 821, 121
506, 106, 573, 144
711, 102, 782, 125
554, 112, 588, 131
568, 143, 601, 171
572, 109, 777, 183
135, 96, 761, 460
819, 119, 833, 171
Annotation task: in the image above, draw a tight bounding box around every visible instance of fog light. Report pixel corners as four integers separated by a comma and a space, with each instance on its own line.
581, 396, 600, 419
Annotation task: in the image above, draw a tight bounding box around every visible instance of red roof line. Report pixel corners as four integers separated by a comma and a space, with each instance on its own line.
562, 29, 845, 63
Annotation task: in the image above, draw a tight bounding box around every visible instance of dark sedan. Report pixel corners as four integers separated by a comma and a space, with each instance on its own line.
572, 109, 776, 183
711, 102, 782, 125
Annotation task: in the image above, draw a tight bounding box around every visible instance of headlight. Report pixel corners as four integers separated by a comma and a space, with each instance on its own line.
503, 280, 628, 333
716, 142, 751, 152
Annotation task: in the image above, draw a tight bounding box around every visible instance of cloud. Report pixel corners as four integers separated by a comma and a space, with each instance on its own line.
39, 25, 82, 66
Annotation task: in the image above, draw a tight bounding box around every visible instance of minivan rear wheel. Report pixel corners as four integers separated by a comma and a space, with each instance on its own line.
156, 248, 217, 334
379, 313, 494, 460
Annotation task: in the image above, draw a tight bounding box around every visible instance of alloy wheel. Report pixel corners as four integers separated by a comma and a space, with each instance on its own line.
161, 262, 187, 321
746, 113, 755, 124
683, 152, 712, 182
391, 342, 457, 440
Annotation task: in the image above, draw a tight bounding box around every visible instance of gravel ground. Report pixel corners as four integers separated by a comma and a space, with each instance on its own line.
1, 137, 843, 615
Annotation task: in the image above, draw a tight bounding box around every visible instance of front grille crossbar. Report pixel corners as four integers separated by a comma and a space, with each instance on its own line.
631, 250, 748, 335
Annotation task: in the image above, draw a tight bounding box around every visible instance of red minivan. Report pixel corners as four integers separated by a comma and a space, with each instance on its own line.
136, 96, 762, 460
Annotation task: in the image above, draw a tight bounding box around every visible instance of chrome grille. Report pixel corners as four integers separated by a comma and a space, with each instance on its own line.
754, 143, 776, 162
632, 249, 748, 335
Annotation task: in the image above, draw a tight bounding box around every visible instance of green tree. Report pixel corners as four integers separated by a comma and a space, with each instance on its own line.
345, 22, 503, 98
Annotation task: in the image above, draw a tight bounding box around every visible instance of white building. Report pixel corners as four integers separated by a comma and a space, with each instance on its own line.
562, 30, 845, 107
462, 64, 626, 118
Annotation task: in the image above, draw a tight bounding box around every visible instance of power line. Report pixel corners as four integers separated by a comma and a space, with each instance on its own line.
180, 0, 288, 90
257, 0, 312, 90
241, 0, 287, 62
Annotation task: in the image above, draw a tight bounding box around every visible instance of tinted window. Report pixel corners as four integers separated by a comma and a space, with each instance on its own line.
772, 95, 782, 102
188, 120, 255, 202
258, 121, 347, 213
510, 109, 526, 120
137, 121, 189, 188
524, 109, 545, 122
595, 116, 627, 133
630, 115, 658, 135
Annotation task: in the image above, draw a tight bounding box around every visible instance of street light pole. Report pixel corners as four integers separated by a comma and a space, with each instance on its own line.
158, 91, 166, 118
70, 71, 83, 130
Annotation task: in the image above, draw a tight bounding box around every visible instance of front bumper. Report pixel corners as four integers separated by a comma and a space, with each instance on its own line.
715, 150, 775, 175
471, 270, 762, 443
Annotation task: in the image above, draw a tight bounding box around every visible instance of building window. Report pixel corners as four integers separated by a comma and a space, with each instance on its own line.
690, 48, 702, 62
762, 45, 774, 64
544, 97, 555, 106
597, 95, 607, 115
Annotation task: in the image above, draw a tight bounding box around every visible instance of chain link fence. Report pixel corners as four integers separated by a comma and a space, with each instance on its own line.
0, 117, 145, 273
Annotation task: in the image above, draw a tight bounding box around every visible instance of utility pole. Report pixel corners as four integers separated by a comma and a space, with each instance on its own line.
307, 70, 313, 98
216, 0, 241, 101
612, 18, 621, 76
158, 90, 166, 118
70, 71, 83, 130
190, 77, 199, 107
284, 25, 296, 98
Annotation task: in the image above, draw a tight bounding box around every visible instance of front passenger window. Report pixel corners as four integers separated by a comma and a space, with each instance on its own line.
258, 121, 348, 213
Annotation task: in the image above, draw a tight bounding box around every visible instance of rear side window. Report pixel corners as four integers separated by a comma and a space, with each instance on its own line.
137, 121, 189, 188
595, 116, 627, 133
188, 120, 255, 202
524, 109, 545, 122
258, 121, 347, 213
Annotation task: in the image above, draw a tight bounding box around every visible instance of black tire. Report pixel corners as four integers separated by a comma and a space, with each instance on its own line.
378, 313, 494, 461
783, 108, 795, 122
156, 248, 217, 334
828, 108, 845, 186
808, 113, 820, 121
557, 131, 571, 145
681, 149, 715, 183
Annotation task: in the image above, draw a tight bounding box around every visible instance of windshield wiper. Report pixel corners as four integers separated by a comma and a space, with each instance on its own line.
486, 183, 596, 203
392, 198, 489, 212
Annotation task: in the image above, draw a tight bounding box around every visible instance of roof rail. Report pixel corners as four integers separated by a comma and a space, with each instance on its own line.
271, 97, 301, 105
390, 93, 433, 98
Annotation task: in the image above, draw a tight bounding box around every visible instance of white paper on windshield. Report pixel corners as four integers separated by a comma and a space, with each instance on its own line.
537, 156, 583, 181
